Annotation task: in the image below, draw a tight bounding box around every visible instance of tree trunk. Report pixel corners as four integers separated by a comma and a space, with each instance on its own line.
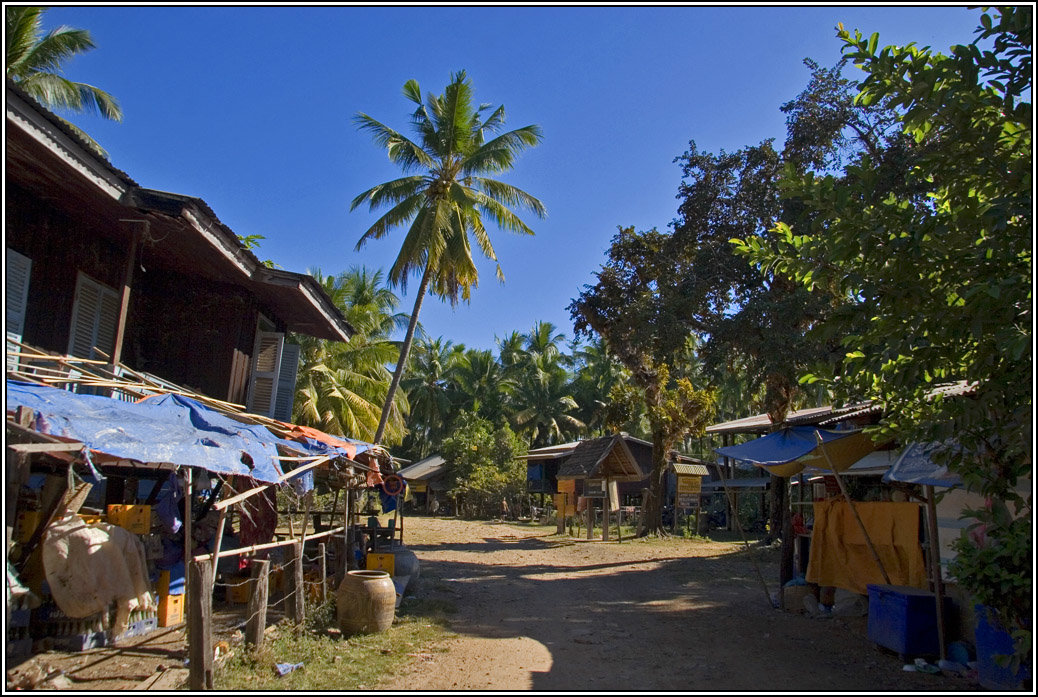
373, 264, 433, 445
639, 427, 670, 537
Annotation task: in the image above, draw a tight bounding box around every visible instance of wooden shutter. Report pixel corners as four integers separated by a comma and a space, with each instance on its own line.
6, 249, 32, 369
247, 331, 284, 417
272, 343, 300, 422
68, 272, 120, 360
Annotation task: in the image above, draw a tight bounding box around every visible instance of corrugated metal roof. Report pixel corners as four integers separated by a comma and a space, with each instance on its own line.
671, 462, 710, 476
397, 454, 447, 481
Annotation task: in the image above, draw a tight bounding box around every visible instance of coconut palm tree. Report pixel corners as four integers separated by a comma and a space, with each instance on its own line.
511, 353, 584, 447
6, 6, 121, 156
399, 337, 462, 458
453, 348, 514, 426
292, 269, 408, 443
352, 70, 546, 445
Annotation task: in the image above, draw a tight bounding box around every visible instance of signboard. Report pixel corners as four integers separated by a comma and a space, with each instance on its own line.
677, 475, 702, 495
583, 479, 606, 498
676, 494, 698, 509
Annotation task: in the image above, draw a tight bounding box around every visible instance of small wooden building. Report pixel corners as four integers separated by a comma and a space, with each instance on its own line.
5, 79, 352, 418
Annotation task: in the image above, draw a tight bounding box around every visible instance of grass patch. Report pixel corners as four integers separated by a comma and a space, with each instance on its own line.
214, 595, 454, 691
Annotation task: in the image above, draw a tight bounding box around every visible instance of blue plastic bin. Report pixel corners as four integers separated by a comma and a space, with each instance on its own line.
866, 583, 949, 657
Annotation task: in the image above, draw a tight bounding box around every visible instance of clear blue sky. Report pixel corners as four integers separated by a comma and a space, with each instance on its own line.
42, 4, 984, 352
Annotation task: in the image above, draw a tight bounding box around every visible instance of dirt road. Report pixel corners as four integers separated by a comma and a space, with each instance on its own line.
382, 516, 976, 692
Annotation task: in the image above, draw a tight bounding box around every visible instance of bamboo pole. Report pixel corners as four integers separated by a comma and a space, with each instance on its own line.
715, 462, 776, 609
925, 484, 948, 662
814, 431, 892, 585
193, 525, 346, 562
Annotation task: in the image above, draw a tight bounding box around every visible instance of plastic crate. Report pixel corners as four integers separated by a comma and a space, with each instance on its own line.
158, 594, 185, 627
106, 504, 152, 534
866, 583, 949, 657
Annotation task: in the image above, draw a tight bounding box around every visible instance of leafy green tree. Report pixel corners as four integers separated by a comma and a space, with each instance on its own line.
398, 337, 462, 459
292, 269, 407, 443
738, 8, 1031, 662
510, 352, 584, 447
570, 226, 717, 535
441, 412, 527, 518
351, 70, 546, 445
569, 337, 633, 437
453, 348, 513, 426
6, 6, 121, 155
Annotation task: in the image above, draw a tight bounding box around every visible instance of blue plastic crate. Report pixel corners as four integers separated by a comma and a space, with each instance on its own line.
867, 583, 950, 657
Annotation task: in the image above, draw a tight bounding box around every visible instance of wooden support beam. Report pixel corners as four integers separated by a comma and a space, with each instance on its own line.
245, 559, 270, 649
287, 541, 304, 624
188, 559, 214, 691
318, 542, 328, 605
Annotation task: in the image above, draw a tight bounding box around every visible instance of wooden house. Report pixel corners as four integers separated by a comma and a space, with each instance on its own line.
5, 79, 352, 419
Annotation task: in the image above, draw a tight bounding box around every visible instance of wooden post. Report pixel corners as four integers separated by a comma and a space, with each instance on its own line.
925, 485, 948, 662
601, 478, 610, 542
109, 221, 143, 367
188, 559, 214, 691
287, 541, 305, 624
209, 507, 228, 593
585, 493, 593, 540
556, 492, 566, 535
318, 542, 328, 605
245, 559, 270, 648
184, 468, 193, 603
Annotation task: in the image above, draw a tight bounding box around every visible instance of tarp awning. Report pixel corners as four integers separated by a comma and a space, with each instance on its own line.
6, 380, 284, 483
715, 426, 877, 478
882, 442, 963, 488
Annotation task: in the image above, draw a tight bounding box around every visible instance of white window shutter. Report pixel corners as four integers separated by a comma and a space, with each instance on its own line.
247, 331, 284, 417
68, 273, 120, 359
272, 343, 300, 422
6, 249, 32, 369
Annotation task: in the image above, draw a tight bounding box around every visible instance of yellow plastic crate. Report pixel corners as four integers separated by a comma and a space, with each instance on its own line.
227, 578, 252, 603
106, 504, 152, 534
158, 593, 184, 627
366, 552, 395, 576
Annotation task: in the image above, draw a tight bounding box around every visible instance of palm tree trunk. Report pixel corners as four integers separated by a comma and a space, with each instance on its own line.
373, 264, 433, 445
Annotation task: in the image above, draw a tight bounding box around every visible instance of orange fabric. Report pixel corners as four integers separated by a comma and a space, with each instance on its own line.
806, 500, 928, 594
279, 423, 359, 459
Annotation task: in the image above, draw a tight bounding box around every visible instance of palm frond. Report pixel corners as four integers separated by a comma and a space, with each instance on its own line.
349, 175, 428, 212
472, 178, 547, 218
475, 195, 537, 236
462, 125, 542, 175
354, 192, 426, 250
354, 113, 435, 170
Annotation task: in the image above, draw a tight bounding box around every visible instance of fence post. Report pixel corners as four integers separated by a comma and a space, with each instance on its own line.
318, 542, 328, 605
188, 559, 214, 690
287, 541, 305, 624
245, 559, 270, 648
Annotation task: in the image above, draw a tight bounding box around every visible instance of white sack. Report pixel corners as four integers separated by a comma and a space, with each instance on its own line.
41, 514, 155, 636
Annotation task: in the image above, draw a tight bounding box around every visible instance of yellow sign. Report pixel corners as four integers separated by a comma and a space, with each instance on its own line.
677, 476, 702, 494
410, 482, 427, 493
554, 493, 577, 516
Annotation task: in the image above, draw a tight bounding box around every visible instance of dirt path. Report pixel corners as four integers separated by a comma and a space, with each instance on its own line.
382, 516, 977, 692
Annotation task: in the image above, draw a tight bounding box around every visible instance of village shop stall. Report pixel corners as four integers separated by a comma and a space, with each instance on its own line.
5, 366, 412, 690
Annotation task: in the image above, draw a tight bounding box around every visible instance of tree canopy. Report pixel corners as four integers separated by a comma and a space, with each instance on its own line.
738, 7, 1032, 654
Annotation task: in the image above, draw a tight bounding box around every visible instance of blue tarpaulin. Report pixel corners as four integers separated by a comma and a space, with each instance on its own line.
5, 380, 284, 483
715, 426, 860, 466
883, 442, 963, 488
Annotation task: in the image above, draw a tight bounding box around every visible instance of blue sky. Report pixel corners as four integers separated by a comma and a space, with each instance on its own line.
42, 4, 984, 352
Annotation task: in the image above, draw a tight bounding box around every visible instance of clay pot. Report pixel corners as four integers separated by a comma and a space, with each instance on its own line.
337, 570, 395, 635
